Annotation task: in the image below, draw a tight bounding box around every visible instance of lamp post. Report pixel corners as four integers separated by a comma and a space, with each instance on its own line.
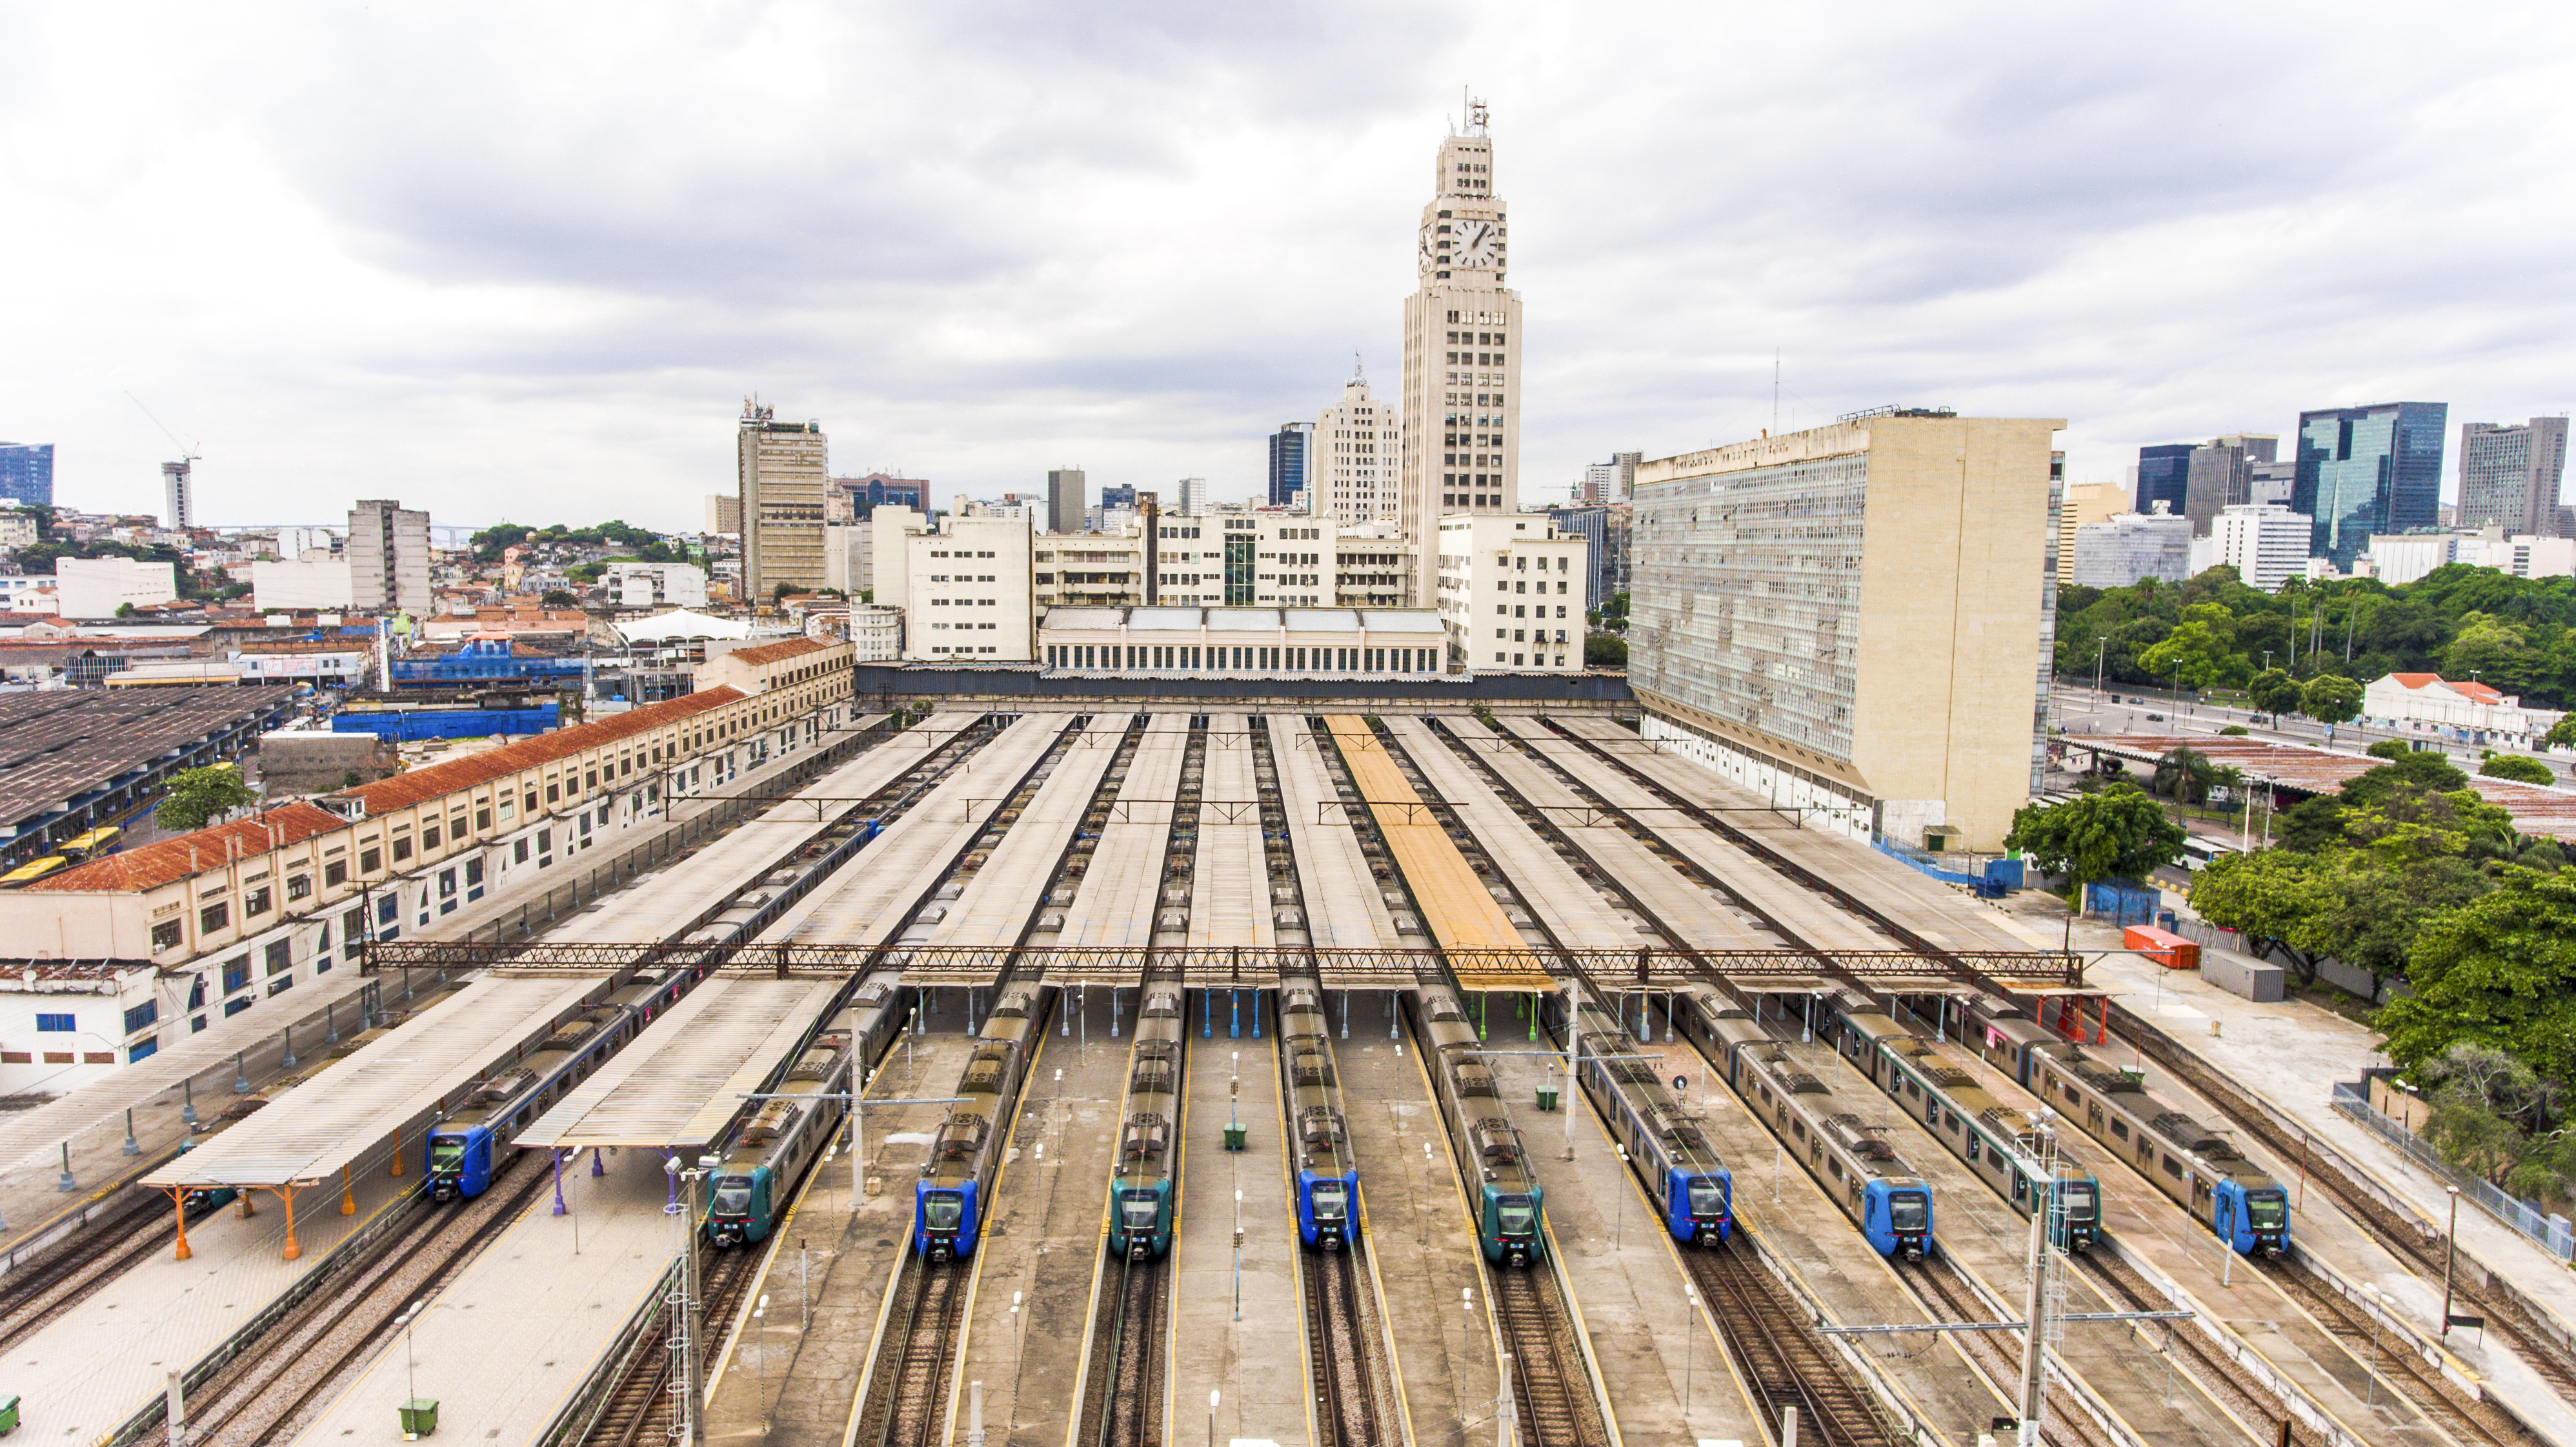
2094, 638, 2107, 702
2441, 1186, 2462, 1337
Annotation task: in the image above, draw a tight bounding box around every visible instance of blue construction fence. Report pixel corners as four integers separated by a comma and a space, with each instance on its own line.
332, 702, 560, 742
1872, 836, 2025, 898
2082, 878, 2164, 926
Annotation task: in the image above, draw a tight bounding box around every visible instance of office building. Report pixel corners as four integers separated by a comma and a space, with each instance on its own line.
55, 558, 180, 619
1048, 467, 1087, 534
1399, 99, 1520, 603
1545, 503, 1631, 611
2457, 418, 2570, 536
704, 492, 741, 535
2182, 434, 2278, 536
2070, 512, 2191, 587
0, 444, 53, 507
1433, 514, 1589, 674
2248, 459, 2297, 508
828, 473, 927, 524
251, 556, 355, 611
2211, 504, 2313, 592
1629, 411, 2062, 851
347, 498, 432, 616
2055, 482, 2129, 585
1177, 476, 1209, 518
1314, 377, 1399, 528
1101, 483, 1137, 512
2296, 401, 2448, 566
736, 400, 829, 598
1266, 427, 1312, 510
894, 512, 1035, 662
2133, 443, 2193, 518
1580, 451, 1641, 503
162, 461, 195, 529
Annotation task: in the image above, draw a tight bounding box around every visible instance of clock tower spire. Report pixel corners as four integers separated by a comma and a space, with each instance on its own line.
1398, 99, 1520, 606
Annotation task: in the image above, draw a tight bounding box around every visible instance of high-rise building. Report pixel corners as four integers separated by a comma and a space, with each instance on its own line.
0, 443, 55, 507
1545, 503, 1631, 611
2457, 418, 2570, 536
829, 474, 928, 523
2180, 434, 2278, 537
1627, 410, 2063, 851
2211, 504, 2315, 592
1177, 476, 1209, 518
1101, 483, 1137, 512
1266, 425, 1312, 510
2133, 443, 2193, 518
703, 493, 741, 535
1580, 452, 1641, 503
2248, 459, 2297, 508
2295, 401, 2448, 566
1314, 377, 1398, 527
2055, 481, 2129, 584
347, 498, 432, 616
2069, 512, 2191, 587
162, 461, 194, 529
1047, 468, 1087, 534
1399, 99, 1520, 605
737, 400, 829, 599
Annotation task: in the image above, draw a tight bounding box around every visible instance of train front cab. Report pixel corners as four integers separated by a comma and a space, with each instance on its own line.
1666, 1169, 1731, 1244
1298, 1169, 1358, 1250
1861, 1179, 1932, 1259
705, 1167, 771, 1248
2213, 1177, 2289, 1256
425, 1126, 493, 1202
1480, 1185, 1542, 1266
1111, 1179, 1174, 1259
914, 1180, 982, 1260
2043, 1173, 2100, 1250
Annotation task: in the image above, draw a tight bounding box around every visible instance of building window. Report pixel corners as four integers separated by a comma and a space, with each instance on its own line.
223, 956, 251, 992
514, 838, 530, 864
150, 919, 183, 951
476, 807, 492, 830
547, 783, 561, 804
421, 825, 441, 850
359, 847, 381, 873
244, 885, 272, 916
128, 1038, 159, 1063
268, 977, 294, 997
265, 939, 292, 975
200, 902, 230, 933
325, 860, 347, 887
35, 1013, 73, 1033
225, 998, 252, 1017
287, 873, 312, 901
123, 1001, 158, 1034
391, 835, 413, 862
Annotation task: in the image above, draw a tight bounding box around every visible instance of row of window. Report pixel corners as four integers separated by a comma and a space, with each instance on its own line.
1045, 643, 1440, 673
1493, 627, 1571, 644
1492, 652, 1568, 669
1494, 605, 1571, 619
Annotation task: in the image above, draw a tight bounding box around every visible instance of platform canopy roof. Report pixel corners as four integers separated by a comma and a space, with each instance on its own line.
514, 977, 845, 1153
139, 976, 605, 1190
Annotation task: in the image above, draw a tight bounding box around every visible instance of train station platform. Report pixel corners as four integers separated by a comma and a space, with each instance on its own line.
517, 976, 847, 1155
1273, 717, 1403, 952
1331, 1031, 1502, 1439
286, 1143, 680, 1446
140, 975, 608, 1255
950, 986, 1126, 1443
1168, 1034, 1308, 1445
702, 995, 981, 1447
1479, 1032, 1767, 1445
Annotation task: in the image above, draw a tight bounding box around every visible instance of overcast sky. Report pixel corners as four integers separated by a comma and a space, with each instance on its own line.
7, 2, 2575, 532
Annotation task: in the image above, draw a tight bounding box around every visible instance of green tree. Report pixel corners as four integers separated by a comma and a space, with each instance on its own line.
2247, 667, 2304, 721
2150, 747, 2224, 805
2366, 739, 2415, 762
2545, 716, 2576, 753
2137, 604, 2243, 692
2439, 613, 2545, 696
2378, 865, 2576, 1086
1584, 633, 1627, 668
2304, 849, 2490, 996
156, 764, 257, 832
2480, 753, 2555, 785
2301, 673, 2363, 737
2188, 849, 2329, 980
539, 588, 578, 609
2006, 785, 2188, 947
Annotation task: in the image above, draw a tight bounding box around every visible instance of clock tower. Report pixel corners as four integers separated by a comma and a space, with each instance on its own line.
1399, 99, 1522, 605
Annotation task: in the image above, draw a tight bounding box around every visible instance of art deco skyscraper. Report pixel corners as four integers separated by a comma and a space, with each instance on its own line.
1399, 100, 1520, 603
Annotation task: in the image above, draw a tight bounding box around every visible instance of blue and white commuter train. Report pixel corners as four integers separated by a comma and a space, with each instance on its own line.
914, 983, 1048, 1260
1555, 987, 1731, 1244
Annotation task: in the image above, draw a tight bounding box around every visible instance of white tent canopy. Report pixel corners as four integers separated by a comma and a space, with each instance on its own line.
616, 609, 756, 643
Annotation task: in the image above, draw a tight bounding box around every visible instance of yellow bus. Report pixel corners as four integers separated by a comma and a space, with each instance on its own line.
0, 856, 71, 889
59, 827, 123, 862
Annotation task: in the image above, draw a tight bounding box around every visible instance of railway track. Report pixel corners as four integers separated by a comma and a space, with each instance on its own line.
1900, 1256, 2116, 1447
0, 1184, 176, 1353
1302, 1244, 1397, 1446
1683, 1234, 1897, 1447
184, 1149, 554, 1446
2255, 1256, 2517, 1447
2065, 1246, 2300, 1446
1489, 1266, 1611, 1447
2109, 1009, 2576, 1403
579, 1234, 767, 1447
843, 1253, 967, 1447
1078, 1253, 1171, 1447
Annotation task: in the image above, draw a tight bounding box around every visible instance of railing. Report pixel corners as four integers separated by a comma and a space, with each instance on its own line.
2330, 1078, 2575, 1262
537, 1256, 685, 1447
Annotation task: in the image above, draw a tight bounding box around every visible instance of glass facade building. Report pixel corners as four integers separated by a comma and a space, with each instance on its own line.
2133, 443, 2193, 518
0, 443, 54, 507
1267, 423, 1312, 508
1544, 503, 1630, 612
2295, 401, 2447, 565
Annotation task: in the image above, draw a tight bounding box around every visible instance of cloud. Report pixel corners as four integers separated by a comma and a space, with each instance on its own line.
3, 0, 2575, 529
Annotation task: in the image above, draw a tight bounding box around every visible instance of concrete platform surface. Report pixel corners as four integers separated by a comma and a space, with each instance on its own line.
1169, 1034, 1309, 1446
1483, 1022, 1766, 1446
289, 1146, 679, 1446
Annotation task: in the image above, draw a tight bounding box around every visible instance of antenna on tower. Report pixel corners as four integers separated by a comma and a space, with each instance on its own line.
1353, 350, 1365, 382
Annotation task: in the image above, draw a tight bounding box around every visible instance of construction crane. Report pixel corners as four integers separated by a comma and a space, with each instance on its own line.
126, 392, 201, 527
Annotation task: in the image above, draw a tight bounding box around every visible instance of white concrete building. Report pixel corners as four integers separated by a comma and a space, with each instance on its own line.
1038, 606, 1450, 676
56, 557, 179, 618
1313, 377, 1398, 527
0, 511, 36, 551
2211, 503, 2313, 591
275, 526, 334, 560
348, 498, 432, 616
0, 576, 61, 614
823, 520, 871, 600
1176, 476, 1209, 518
2460, 532, 2576, 580
2364, 532, 2463, 586
1432, 514, 1588, 673
847, 603, 901, 661
607, 561, 709, 609
901, 512, 1034, 661
251, 555, 356, 610
2069, 512, 2190, 587
2362, 673, 2560, 749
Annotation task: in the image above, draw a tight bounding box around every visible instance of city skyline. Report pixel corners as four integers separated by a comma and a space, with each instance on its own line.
6, 4, 2575, 529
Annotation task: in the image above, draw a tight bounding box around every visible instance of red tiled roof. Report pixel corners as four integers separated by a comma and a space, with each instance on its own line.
28, 802, 350, 894
332, 687, 745, 814
728, 638, 829, 667
2388, 673, 2439, 689
2384, 673, 2510, 705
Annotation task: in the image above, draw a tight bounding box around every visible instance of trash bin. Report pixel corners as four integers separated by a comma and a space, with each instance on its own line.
1223, 1124, 1247, 1151
1535, 1088, 1560, 1113
400, 1400, 439, 1439
0, 1393, 19, 1435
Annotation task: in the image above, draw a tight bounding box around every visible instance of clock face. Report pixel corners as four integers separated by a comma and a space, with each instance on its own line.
1420, 224, 1438, 272
1457, 218, 1497, 269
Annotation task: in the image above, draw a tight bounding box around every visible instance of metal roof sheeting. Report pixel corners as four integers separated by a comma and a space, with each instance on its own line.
512, 978, 843, 1152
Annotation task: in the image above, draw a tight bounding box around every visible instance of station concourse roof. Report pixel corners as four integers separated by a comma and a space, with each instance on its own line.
139, 976, 607, 1191
514, 978, 845, 1154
